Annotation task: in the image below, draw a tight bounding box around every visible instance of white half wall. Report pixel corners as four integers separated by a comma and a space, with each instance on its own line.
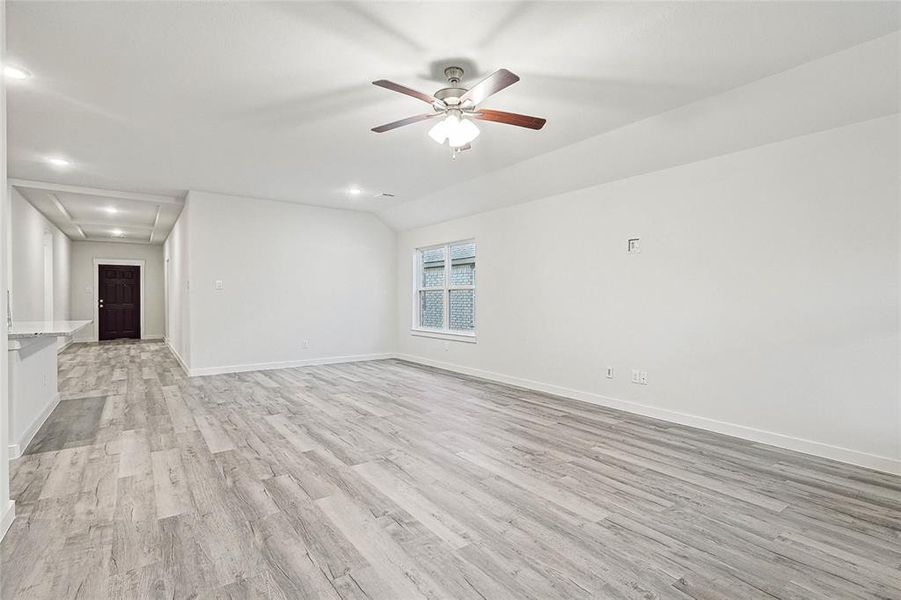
178, 191, 395, 375
396, 116, 900, 474
70, 241, 165, 342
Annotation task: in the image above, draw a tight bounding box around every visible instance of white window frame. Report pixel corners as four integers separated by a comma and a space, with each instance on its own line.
411, 239, 476, 342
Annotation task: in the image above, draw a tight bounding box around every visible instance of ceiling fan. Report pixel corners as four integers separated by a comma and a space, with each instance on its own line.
371, 66, 546, 156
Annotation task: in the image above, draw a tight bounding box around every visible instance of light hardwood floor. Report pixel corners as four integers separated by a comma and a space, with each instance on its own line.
1, 340, 900, 599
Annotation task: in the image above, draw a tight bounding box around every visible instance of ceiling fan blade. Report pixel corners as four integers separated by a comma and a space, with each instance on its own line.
371, 113, 439, 133
459, 68, 520, 106
372, 79, 439, 105
471, 109, 546, 130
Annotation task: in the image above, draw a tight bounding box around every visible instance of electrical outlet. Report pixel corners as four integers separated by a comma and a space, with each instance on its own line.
215, 280, 223, 290
606, 366, 614, 379
301, 340, 310, 349
639, 371, 648, 385
631, 369, 640, 384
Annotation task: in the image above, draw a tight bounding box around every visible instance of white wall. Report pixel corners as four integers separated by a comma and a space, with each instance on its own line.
70, 241, 165, 342
164, 202, 191, 370
9, 187, 70, 324
179, 191, 395, 375
396, 116, 900, 473
1, 0, 15, 540
53, 230, 70, 323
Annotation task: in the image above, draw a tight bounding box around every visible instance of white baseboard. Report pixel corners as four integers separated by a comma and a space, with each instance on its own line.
58, 337, 74, 353
189, 352, 395, 377
395, 353, 901, 476
165, 339, 191, 376
8, 392, 61, 460
0, 500, 14, 541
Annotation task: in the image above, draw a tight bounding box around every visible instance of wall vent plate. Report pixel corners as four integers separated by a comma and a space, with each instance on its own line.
628, 238, 641, 253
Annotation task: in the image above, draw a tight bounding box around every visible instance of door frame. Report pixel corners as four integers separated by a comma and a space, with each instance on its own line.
93, 258, 145, 342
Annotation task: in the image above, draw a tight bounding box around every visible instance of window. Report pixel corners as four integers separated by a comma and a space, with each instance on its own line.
414, 240, 476, 338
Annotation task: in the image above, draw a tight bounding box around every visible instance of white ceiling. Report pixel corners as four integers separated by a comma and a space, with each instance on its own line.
12, 181, 182, 245
6, 1, 900, 230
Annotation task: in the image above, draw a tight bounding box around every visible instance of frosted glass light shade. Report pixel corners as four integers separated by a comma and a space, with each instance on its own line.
428, 119, 448, 144
428, 113, 479, 147
447, 118, 479, 147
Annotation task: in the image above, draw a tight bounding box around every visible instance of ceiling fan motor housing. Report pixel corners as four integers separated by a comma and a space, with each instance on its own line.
443, 66, 464, 85
435, 66, 468, 107
434, 86, 468, 106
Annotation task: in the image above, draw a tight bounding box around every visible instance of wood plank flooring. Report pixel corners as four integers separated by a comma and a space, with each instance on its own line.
2, 340, 900, 599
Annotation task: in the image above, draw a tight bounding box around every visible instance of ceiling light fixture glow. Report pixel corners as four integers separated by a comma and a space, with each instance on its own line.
347, 186, 362, 196
3, 65, 32, 80
45, 157, 70, 167
105, 206, 118, 214
428, 111, 479, 148
111, 229, 124, 237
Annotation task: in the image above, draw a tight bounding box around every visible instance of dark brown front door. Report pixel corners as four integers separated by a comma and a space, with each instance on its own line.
98, 264, 140, 341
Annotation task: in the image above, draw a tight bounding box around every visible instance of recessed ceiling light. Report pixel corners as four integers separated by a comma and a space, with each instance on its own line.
347, 186, 362, 196
45, 157, 70, 167
3, 65, 32, 80
111, 229, 124, 237
105, 206, 118, 214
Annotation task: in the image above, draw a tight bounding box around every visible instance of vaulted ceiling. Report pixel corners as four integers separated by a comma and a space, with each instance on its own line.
6, 1, 900, 231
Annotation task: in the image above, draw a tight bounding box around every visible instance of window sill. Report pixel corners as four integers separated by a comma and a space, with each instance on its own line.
410, 329, 477, 344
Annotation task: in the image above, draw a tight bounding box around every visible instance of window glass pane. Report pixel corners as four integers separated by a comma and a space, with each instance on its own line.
450, 263, 474, 286
448, 289, 474, 332
420, 246, 446, 288
449, 242, 475, 286
419, 290, 444, 329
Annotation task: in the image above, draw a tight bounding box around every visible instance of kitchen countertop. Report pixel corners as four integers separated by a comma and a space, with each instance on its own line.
8, 320, 92, 339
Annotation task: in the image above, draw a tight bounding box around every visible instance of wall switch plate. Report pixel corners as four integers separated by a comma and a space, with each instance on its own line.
639, 371, 648, 385
606, 366, 614, 379
301, 340, 309, 349
215, 280, 223, 290
631, 369, 640, 383
628, 238, 641, 253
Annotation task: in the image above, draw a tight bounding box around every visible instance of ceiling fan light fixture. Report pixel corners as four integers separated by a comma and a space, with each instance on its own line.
429, 111, 479, 147
428, 119, 448, 144
371, 67, 543, 154
448, 118, 479, 148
